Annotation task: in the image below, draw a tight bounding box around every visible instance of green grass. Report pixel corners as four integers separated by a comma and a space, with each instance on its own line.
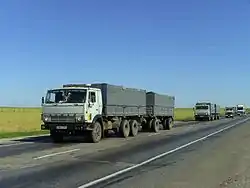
0, 107, 247, 139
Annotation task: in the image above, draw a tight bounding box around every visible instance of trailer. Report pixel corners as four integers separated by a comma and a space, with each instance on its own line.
41, 83, 175, 143
225, 106, 236, 118
146, 92, 175, 131
194, 102, 220, 121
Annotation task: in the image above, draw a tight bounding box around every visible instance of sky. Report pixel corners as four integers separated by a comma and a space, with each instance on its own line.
0, 0, 250, 107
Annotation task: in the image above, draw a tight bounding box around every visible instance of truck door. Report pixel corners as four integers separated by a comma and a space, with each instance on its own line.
88, 90, 99, 121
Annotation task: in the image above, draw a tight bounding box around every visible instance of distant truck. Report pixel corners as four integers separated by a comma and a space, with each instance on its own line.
194, 102, 220, 121
225, 106, 236, 118
41, 83, 175, 143
236, 104, 246, 116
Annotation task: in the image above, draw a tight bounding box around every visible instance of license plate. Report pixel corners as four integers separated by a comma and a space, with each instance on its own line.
56, 126, 67, 130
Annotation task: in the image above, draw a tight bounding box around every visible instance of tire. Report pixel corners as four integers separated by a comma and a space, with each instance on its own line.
50, 131, 63, 143
152, 119, 160, 133
163, 117, 173, 130
120, 119, 130, 138
129, 120, 139, 137
89, 121, 102, 143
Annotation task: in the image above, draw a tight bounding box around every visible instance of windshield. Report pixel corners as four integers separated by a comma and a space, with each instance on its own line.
225, 108, 233, 111
45, 89, 87, 104
237, 107, 243, 110
195, 105, 208, 110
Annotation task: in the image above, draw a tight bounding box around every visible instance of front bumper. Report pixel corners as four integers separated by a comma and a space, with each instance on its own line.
41, 123, 94, 132
195, 114, 209, 118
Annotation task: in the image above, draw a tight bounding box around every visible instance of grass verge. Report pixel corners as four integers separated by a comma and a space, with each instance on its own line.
0, 131, 49, 139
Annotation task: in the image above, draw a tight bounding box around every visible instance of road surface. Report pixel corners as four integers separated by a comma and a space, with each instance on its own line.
0, 117, 248, 188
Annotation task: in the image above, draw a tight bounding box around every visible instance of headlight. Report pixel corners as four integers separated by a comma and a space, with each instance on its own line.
76, 116, 83, 122
43, 115, 50, 122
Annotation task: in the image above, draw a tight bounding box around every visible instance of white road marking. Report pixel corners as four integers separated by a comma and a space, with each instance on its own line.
148, 133, 160, 137
82, 160, 136, 167
78, 118, 249, 188
0, 142, 32, 148
33, 148, 80, 160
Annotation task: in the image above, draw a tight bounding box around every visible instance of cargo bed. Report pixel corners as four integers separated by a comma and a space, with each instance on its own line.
146, 92, 175, 117
91, 83, 147, 116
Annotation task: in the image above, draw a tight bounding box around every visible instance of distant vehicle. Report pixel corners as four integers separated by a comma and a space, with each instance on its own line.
224, 106, 236, 118
236, 104, 246, 116
194, 102, 220, 121
40, 83, 175, 143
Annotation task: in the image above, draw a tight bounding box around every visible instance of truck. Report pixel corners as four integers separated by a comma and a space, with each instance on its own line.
236, 104, 246, 116
41, 83, 175, 143
224, 106, 236, 118
194, 102, 220, 121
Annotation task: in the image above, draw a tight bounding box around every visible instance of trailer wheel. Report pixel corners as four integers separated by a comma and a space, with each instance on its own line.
129, 120, 139, 137
89, 121, 102, 143
152, 119, 160, 133
163, 117, 173, 130
50, 131, 64, 143
120, 119, 130, 138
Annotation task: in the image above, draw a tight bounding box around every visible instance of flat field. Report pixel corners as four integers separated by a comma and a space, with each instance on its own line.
0, 107, 237, 138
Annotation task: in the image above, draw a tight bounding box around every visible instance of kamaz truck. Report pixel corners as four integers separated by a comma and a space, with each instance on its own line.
194, 102, 220, 121
236, 104, 246, 116
225, 106, 236, 118
41, 83, 175, 143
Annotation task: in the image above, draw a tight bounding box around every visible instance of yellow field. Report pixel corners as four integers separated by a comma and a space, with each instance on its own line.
0, 107, 245, 138
0, 108, 42, 133
174, 108, 225, 121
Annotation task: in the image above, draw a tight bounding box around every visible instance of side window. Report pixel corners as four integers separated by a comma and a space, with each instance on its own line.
89, 92, 96, 103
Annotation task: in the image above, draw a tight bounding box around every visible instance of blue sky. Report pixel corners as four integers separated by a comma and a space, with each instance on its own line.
0, 0, 249, 107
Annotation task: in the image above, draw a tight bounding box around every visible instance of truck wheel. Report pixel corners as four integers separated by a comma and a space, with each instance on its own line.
163, 118, 173, 130
152, 119, 160, 133
50, 131, 63, 143
89, 121, 102, 143
129, 120, 139, 137
120, 119, 130, 138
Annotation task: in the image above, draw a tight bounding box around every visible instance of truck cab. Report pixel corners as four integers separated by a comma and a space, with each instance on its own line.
225, 107, 235, 118
236, 104, 246, 116
194, 103, 211, 121
41, 84, 103, 142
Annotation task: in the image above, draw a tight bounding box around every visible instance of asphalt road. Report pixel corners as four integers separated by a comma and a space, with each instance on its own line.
0, 120, 197, 158
0, 117, 248, 188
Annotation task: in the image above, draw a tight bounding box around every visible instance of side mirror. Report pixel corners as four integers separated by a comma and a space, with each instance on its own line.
41, 97, 44, 105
